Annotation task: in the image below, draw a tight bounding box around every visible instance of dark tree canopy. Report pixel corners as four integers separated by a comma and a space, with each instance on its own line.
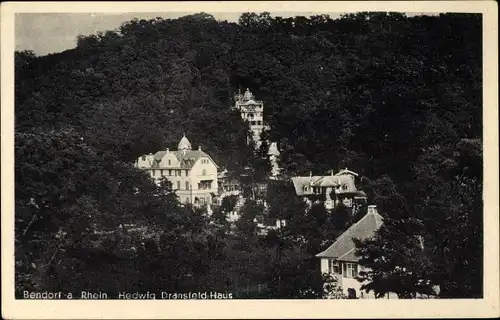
15, 12, 482, 298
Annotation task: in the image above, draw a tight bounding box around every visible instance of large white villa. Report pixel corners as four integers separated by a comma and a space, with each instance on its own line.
135, 135, 219, 208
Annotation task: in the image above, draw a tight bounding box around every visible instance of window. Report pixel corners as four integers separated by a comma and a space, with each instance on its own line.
198, 181, 212, 190
168, 160, 171, 166
343, 263, 358, 278
152, 169, 156, 177
328, 260, 340, 274
176, 181, 180, 190
185, 181, 189, 190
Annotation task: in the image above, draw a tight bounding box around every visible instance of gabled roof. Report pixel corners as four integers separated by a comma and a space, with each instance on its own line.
291, 174, 359, 196
311, 175, 341, 187
315, 210, 384, 262
335, 168, 359, 177
291, 176, 319, 196
148, 150, 218, 169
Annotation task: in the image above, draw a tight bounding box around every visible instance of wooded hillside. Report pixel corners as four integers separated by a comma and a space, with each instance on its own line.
15, 12, 483, 298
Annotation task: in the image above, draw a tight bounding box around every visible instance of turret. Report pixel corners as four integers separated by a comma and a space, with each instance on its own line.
178, 134, 192, 151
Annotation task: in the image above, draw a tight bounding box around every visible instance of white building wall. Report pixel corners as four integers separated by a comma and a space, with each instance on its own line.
320, 258, 397, 299
141, 156, 218, 205
136, 154, 154, 168
180, 158, 218, 204
159, 152, 180, 167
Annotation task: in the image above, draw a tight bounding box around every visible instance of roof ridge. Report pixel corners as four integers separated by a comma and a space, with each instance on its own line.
336, 247, 356, 260
315, 210, 380, 257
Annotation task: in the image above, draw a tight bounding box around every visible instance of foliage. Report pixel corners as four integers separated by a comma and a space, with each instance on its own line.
15, 12, 482, 298
14, 129, 224, 296
355, 139, 483, 298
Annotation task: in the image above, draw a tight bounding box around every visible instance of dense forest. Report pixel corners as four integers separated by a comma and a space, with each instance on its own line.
15, 12, 482, 298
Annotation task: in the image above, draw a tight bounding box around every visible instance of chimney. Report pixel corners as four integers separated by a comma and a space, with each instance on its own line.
166, 148, 169, 153
309, 171, 312, 177
198, 146, 202, 151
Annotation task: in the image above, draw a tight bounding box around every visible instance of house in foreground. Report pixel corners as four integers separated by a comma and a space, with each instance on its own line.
135, 135, 218, 209
315, 205, 398, 299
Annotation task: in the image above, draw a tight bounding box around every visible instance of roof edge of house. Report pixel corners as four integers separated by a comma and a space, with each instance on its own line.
315, 210, 384, 259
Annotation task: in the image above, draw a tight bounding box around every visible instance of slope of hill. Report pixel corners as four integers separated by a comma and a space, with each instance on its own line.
15, 11, 483, 298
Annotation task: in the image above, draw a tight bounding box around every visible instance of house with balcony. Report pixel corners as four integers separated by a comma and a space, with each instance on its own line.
291, 168, 367, 212
135, 135, 218, 208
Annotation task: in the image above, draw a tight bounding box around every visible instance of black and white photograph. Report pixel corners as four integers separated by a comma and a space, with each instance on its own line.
2, 1, 498, 319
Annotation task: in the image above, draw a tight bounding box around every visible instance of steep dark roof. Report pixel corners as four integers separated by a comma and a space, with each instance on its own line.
316, 210, 384, 262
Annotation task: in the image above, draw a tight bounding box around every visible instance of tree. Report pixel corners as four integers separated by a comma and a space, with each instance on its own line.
15, 12, 482, 298
235, 199, 263, 239
15, 129, 224, 296
354, 216, 437, 298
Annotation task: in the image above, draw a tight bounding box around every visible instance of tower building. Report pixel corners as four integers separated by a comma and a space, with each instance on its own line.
233, 88, 269, 148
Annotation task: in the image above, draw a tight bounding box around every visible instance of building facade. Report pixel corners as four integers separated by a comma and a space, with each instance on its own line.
315, 205, 398, 299
291, 168, 367, 212
135, 135, 218, 208
233, 88, 269, 148
217, 169, 242, 195
233, 88, 281, 179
